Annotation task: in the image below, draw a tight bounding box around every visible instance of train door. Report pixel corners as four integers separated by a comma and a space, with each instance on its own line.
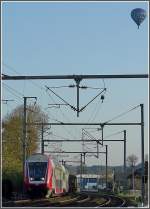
54, 166, 63, 194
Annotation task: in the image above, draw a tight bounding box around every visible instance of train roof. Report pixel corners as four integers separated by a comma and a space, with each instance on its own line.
26, 154, 68, 172
26, 153, 50, 162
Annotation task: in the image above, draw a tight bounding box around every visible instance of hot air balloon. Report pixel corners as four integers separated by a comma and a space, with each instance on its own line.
131, 8, 146, 29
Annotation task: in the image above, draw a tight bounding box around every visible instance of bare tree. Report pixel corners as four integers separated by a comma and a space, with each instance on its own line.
127, 154, 138, 191
127, 154, 138, 167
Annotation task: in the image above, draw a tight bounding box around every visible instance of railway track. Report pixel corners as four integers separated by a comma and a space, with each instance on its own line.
2, 193, 89, 207
3, 193, 127, 207
62, 193, 126, 207
99, 194, 126, 207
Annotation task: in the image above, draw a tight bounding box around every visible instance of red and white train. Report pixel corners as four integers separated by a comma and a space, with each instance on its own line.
24, 153, 70, 197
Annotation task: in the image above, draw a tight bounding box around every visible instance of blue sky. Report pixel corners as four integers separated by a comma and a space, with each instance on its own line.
2, 1, 149, 166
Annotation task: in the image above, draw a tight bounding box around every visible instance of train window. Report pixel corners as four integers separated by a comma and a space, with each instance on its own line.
28, 162, 47, 181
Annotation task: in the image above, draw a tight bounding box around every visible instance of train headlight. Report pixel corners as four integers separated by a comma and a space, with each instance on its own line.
30, 177, 33, 181
41, 177, 45, 181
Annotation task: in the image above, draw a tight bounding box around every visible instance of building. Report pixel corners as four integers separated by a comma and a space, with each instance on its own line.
76, 174, 113, 192
127, 161, 148, 201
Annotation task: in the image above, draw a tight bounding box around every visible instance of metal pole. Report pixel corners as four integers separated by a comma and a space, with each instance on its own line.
43, 139, 124, 142
97, 141, 99, 158
41, 123, 44, 154
27, 122, 141, 126
140, 104, 145, 205
82, 129, 85, 154
23, 97, 27, 169
124, 130, 126, 191
101, 125, 104, 145
23, 97, 27, 192
106, 145, 108, 190
2, 74, 148, 80
80, 154, 82, 191
77, 81, 79, 117
83, 153, 86, 164
44, 151, 106, 154
75, 79, 81, 117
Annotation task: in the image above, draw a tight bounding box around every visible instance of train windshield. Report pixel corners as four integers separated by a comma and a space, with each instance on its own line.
28, 162, 47, 181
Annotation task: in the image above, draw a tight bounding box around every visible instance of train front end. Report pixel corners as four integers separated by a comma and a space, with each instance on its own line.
24, 154, 52, 197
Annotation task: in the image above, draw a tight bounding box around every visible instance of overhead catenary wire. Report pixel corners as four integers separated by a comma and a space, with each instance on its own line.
3, 64, 141, 147
103, 104, 140, 125
82, 129, 125, 141
47, 84, 105, 90
3, 63, 106, 139
3, 83, 24, 97
45, 107, 79, 141
82, 129, 99, 142
80, 86, 104, 90
45, 84, 107, 114
2, 102, 14, 116
3, 85, 23, 101
3, 64, 79, 141
45, 85, 73, 89
45, 89, 80, 140
45, 133, 74, 141
2, 63, 47, 102
3, 63, 44, 91
45, 85, 76, 111
1, 99, 15, 104
82, 128, 103, 157
86, 99, 103, 124
82, 79, 107, 129
103, 130, 124, 139
2, 63, 22, 75
3, 64, 107, 93
2, 65, 27, 102
47, 114, 64, 124
79, 88, 106, 112
3, 85, 40, 119
2, 65, 145, 175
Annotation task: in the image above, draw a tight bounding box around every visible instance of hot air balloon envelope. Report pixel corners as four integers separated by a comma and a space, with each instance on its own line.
131, 8, 146, 28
